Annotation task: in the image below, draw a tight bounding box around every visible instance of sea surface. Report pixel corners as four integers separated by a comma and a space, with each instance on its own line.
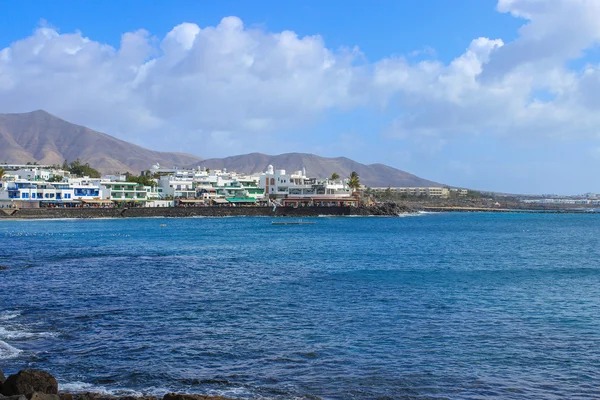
1, 213, 600, 399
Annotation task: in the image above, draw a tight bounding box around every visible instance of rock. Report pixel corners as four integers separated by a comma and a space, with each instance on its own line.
0, 368, 6, 383
70, 393, 102, 400
0, 266, 8, 271
115, 397, 156, 400
1, 395, 28, 400
162, 393, 233, 400
27, 393, 60, 400
1, 371, 58, 396
57, 393, 73, 400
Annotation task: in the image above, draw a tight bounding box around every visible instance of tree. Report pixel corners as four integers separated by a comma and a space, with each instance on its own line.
0, 167, 5, 180
126, 174, 156, 187
66, 159, 101, 178
348, 171, 360, 192
330, 172, 340, 181
466, 190, 482, 199
48, 175, 64, 182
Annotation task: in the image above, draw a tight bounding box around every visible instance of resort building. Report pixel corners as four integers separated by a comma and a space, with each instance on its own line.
259, 165, 354, 203
100, 181, 152, 204
370, 186, 452, 198
0, 161, 462, 209
157, 168, 265, 204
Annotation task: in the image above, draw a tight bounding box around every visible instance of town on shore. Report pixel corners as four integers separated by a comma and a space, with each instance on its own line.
0, 161, 468, 210
0, 161, 598, 214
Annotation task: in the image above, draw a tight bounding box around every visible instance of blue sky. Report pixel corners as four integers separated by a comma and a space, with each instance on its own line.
1, 0, 599, 194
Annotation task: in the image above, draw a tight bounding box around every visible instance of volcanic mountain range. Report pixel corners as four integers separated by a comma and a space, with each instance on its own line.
0, 110, 440, 187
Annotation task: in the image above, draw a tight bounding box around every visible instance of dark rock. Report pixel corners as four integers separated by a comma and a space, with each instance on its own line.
162, 393, 233, 400
1, 371, 58, 396
27, 393, 60, 400
115, 397, 156, 400
1, 395, 28, 400
57, 393, 73, 400
71, 393, 102, 400
0, 266, 8, 271
0, 369, 6, 383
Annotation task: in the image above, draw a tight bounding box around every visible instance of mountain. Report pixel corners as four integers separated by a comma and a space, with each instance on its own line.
0, 110, 202, 173
0, 110, 441, 187
188, 152, 441, 187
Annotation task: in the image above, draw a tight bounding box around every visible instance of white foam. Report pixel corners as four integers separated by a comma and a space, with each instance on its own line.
60, 382, 99, 393
0, 326, 56, 340
0, 311, 21, 321
60, 382, 171, 397
0, 340, 22, 359
208, 386, 249, 397
396, 212, 429, 218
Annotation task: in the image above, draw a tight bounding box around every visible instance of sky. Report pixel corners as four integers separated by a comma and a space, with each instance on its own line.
1, 0, 599, 195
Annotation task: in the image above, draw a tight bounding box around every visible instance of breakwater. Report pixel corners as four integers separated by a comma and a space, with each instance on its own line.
0, 203, 409, 219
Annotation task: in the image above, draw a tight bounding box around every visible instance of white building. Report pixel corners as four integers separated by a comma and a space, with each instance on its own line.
258, 165, 356, 207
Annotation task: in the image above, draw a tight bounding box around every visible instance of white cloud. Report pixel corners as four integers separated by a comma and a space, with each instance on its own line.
377, 0, 600, 146
0, 17, 368, 154
1, 1, 600, 161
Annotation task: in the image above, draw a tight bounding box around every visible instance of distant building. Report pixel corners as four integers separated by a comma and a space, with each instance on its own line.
370, 186, 451, 198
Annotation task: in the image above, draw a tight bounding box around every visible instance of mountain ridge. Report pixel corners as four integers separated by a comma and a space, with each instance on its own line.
0, 110, 203, 173
0, 110, 442, 187
188, 152, 441, 187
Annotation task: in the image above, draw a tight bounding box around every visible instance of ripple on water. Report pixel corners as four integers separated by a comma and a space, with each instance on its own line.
1, 214, 600, 399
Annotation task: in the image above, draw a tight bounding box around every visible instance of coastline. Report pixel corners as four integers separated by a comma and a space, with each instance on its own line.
0, 204, 410, 220
0, 369, 235, 400
0, 203, 597, 220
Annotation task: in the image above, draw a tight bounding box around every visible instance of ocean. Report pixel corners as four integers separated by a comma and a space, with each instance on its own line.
1, 213, 600, 399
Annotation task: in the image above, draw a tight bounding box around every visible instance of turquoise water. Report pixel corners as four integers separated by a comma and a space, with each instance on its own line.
1, 213, 600, 399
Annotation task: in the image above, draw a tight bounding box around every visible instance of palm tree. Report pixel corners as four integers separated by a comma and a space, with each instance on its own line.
0, 167, 4, 180
330, 172, 340, 181
348, 171, 360, 192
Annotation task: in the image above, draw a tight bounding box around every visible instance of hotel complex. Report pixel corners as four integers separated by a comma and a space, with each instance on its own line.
0, 163, 457, 209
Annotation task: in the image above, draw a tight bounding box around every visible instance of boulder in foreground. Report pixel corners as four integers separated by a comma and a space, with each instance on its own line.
27, 392, 60, 400
1, 371, 58, 396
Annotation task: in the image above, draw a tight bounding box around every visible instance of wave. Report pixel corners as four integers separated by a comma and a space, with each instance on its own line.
0, 311, 21, 321
0, 340, 22, 359
59, 382, 307, 399
0, 326, 57, 340
60, 382, 170, 397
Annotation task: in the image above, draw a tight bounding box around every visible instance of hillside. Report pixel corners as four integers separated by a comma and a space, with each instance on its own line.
189, 152, 441, 187
0, 110, 202, 173
0, 110, 442, 187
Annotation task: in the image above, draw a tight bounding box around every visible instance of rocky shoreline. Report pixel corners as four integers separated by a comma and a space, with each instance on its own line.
0, 203, 411, 219
0, 202, 594, 221
0, 369, 233, 400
